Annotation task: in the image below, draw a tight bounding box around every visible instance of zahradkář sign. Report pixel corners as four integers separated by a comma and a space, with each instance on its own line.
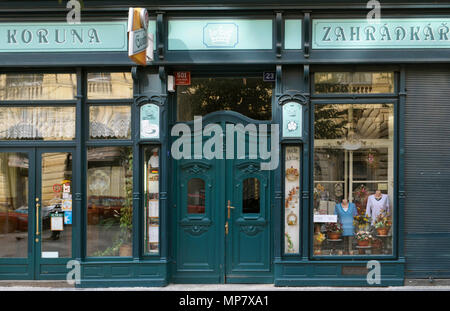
313, 18, 450, 49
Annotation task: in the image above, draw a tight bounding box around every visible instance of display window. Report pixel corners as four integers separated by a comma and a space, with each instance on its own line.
86, 146, 133, 257
144, 146, 160, 254
313, 102, 394, 256
284, 146, 301, 254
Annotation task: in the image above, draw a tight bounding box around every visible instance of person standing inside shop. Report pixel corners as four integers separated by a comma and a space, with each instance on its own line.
365, 189, 390, 225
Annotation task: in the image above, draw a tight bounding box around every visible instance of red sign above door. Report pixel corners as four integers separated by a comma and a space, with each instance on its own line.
174, 72, 191, 85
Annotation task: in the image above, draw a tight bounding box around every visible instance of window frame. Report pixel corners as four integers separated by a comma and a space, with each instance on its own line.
83, 69, 136, 261
173, 71, 276, 123
310, 68, 399, 260
282, 144, 303, 257
0, 70, 78, 143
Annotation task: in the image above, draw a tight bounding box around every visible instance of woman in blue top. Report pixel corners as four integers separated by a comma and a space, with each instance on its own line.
334, 199, 357, 254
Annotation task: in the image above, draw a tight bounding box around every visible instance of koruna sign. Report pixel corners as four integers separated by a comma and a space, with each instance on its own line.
0, 22, 127, 52
313, 18, 450, 49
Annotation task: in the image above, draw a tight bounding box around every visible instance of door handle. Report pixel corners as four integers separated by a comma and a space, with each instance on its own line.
36, 200, 40, 238
225, 221, 229, 235
227, 200, 235, 219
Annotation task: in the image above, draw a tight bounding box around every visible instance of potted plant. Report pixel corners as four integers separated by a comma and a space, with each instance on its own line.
355, 231, 372, 247
314, 232, 326, 255
353, 214, 370, 231
374, 211, 392, 236
325, 222, 343, 240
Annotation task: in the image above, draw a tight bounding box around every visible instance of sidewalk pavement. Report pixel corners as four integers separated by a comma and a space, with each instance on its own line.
0, 279, 449, 291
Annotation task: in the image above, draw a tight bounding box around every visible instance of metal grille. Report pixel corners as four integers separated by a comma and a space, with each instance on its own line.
404, 66, 450, 278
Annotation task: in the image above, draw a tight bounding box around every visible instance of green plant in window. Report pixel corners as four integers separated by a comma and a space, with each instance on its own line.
92, 149, 133, 257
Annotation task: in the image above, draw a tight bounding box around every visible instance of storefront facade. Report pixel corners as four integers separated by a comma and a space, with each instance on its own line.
0, 0, 449, 287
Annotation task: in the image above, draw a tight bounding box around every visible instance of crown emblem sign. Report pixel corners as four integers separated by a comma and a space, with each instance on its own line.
208, 26, 234, 45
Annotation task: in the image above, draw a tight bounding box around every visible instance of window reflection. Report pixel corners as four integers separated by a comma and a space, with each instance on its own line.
0, 153, 28, 258
177, 77, 272, 121
87, 72, 133, 99
0, 73, 76, 100
314, 72, 394, 94
41, 152, 72, 258
87, 146, 133, 257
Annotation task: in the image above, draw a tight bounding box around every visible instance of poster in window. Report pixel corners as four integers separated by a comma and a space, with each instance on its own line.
140, 104, 160, 139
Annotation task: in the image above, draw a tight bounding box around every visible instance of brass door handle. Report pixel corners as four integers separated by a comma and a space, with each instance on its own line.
36, 202, 40, 236
227, 200, 235, 219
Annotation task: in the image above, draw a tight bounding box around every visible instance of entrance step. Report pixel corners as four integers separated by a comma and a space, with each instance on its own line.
0, 280, 74, 288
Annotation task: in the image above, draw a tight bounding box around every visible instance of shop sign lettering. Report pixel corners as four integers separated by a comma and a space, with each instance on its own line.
313, 19, 450, 49
1, 22, 127, 52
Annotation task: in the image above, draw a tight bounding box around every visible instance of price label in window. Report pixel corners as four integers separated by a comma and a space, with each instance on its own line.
50, 212, 64, 231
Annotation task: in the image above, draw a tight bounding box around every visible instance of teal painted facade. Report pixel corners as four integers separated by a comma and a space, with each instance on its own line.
3, 0, 450, 287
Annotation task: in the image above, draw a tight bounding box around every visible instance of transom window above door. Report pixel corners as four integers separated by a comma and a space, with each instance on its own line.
176, 77, 273, 121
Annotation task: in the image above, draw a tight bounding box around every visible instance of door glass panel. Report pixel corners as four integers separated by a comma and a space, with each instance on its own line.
41, 152, 72, 258
87, 72, 133, 99
177, 77, 273, 121
87, 147, 133, 257
89, 106, 131, 139
242, 178, 260, 214
0, 107, 76, 140
0, 153, 28, 258
187, 178, 205, 214
0, 73, 77, 100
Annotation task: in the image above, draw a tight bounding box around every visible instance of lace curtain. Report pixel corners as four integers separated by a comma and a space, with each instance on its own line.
0, 107, 75, 140
89, 106, 131, 139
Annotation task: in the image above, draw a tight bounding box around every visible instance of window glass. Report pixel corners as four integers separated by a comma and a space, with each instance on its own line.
89, 106, 131, 139
0, 73, 76, 100
177, 77, 272, 121
0, 107, 75, 140
87, 72, 133, 99
242, 178, 260, 214
284, 146, 301, 254
144, 146, 160, 254
313, 103, 394, 256
87, 146, 133, 257
314, 72, 394, 94
41, 152, 72, 258
187, 178, 205, 214
0, 153, 28, 258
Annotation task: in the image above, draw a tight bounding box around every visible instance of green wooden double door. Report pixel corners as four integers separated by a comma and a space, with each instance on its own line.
171, 114, 273, 283
0, 148, 75, 279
